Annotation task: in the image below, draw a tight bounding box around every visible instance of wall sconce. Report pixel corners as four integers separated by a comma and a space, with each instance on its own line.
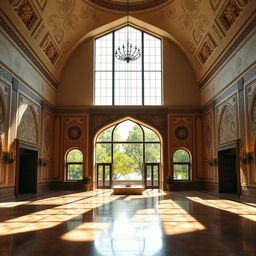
242, 151, 253, 164
39, 157, 48, 167
208, 158, 217, 167
4, 152, 14, 164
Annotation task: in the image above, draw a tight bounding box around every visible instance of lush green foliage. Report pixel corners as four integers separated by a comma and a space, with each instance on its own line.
173, 149, 190, 180
67, 149, 83, 180
96, 122, 161, 181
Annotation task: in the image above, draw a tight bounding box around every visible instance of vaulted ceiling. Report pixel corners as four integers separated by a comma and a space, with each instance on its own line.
1, 0, 255, 87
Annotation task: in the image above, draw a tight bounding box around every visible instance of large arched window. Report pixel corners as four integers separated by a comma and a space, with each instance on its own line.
66, 149, 83, 180
95, 120, 161, 187
95, 25, 162, 106
173, 149, 190, 180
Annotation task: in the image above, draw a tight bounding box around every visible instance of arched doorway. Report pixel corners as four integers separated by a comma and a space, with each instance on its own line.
95, 119, 161, 189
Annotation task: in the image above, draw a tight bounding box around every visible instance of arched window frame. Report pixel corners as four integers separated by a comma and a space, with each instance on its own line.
172, 148, 191, 181
66, 148, 84, 181
95, 120, 161, 164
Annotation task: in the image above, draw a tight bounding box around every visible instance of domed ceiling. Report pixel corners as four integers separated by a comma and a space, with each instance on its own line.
87, 0, 169, 11
1, 0, 255, 87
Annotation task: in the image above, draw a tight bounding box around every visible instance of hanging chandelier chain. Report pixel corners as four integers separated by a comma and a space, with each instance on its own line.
115, 0, 141, 63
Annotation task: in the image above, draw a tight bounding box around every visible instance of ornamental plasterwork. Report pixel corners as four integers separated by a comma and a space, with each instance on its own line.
64, 117, 86, 144
171, 117, 192, 144
0, 94, 5, 133
203, 111, 213, 157
44, 112, 54, 155
219, 106, 238, 144
11, 0, 41, 33
17, 106, 38, 145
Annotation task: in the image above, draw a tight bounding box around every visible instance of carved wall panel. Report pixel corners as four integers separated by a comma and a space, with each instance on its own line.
17, 105, 38, 145
64, 116, 87, 146
170, 116, 193, 145
218, 105, 238, 145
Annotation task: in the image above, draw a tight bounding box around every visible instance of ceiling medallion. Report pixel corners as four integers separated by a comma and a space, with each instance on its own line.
88, 0, 169, 11
175, 126, 189, 141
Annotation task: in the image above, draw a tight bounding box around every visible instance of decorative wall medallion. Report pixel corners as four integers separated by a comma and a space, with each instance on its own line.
220, 0, 242, 30
219, 106, 237, 144
13, 0, 39, 32
175, 126, 189, 140
67, 125, 82, 140
165, 5, 176, 19
182, 0, 201, 17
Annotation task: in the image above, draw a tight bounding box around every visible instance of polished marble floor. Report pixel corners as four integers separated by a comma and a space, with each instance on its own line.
0, 190, 256, 256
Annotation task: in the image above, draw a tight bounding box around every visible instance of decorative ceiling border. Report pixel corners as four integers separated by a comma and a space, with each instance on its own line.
87, 0, 168, 11
199, 18, 256, 88
0, 16, 58, 88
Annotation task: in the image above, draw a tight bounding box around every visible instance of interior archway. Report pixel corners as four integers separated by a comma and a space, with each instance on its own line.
94, 118, 162, 189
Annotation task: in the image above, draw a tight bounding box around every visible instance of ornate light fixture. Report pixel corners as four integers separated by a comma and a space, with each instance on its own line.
115, 0, 141, 63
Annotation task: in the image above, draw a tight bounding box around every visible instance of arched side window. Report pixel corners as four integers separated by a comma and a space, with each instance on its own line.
66, 149, 83, 180
173, 149, 190, 181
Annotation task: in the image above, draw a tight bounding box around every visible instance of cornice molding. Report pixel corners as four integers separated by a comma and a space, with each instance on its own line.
0, 16, 58, 88
199, 18, 256, 89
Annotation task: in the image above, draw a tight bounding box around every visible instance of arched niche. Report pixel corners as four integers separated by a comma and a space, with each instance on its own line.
17, 105, 38, 145
218, 105, 238, 145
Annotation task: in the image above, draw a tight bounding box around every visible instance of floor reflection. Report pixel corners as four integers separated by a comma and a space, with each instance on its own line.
0, 190, 256, 256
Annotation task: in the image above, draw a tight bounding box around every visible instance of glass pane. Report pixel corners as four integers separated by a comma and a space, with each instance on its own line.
142, 125, 160, 142
113, 120, 143, 142
105, 165, 110, 186
145, 143, 160, 163
67, 164, 83, 180
153, 165, 159, 186
97, 165, 103, 186
146, 165, 152, 186
173, 149, 190, 163
67, 149, 83, 162
97, 126, 114, 142
112, 143, 143, 183
96, 143, 112, 163
173, 164, 189, 180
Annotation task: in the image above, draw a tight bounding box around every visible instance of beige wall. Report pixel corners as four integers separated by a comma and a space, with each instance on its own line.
56, 37, 200, 107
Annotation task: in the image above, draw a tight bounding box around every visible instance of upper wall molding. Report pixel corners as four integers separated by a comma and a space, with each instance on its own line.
0, 17, 58, 88
199, 18, 256, 89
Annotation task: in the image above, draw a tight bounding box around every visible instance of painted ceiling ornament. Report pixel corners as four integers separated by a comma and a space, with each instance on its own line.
179, 15, 193, 31
175, 126, 189, 141
56, 0, 75, 17
47, 15, 63, 43
182, 0, 201, 17
63, 15, 78, 30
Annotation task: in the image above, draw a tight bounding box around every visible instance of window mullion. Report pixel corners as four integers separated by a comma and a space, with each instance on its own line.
142, 31, 144, 106
112, 31, 115, 106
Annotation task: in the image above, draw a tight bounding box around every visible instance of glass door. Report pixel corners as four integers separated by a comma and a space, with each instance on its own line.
96, 163, 112, 188
144, 163, 159, 188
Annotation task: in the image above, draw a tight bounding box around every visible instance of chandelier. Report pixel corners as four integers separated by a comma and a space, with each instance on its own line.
115, 0, 141, 63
